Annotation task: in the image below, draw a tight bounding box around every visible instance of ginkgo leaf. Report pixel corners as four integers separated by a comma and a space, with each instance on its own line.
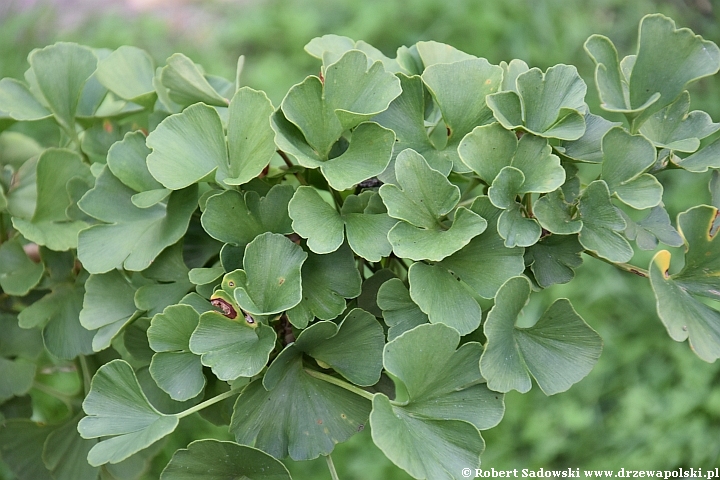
480, 276, 602, 394
78, 360, 179, 466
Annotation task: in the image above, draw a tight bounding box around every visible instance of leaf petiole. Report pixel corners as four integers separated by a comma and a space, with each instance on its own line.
303, 368, 375, 401
176, 386, 242, 418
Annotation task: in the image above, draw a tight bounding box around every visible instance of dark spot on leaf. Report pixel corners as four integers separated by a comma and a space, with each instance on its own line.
228, 281, 235, 287
278, 277, 285, 285
341, 413, 347, 419
357, 423, 365, 431
317, 419, 323, 425
682, 325, 688, 332
211, 298, 237, 319
245, 313, 256, 325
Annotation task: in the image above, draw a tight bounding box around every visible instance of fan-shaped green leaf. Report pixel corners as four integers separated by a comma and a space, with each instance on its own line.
189, 311, 276, 381
534, 190, 582, 235
146, 103, 227, 190
497, 203, 542, 248
377, 278, 429, 340
147, 305, 205, 401
640, 91, 720, 152
621, 205, 683, 250
586, 14, 720, 125
227, 232, 307, 316
18, 283, 93, 360
487, 65, 586, 140
557, 112, 620, 163
77, 166, 197, 274
230, 346, 371, 460
600, 127, 661, 209
408, 262, 482, 336
341, 191, 396, 261
0, 236, 44, 295
0, 358, 35, 399
281, 50, 400, 159
649, 206, 720, 362
80, 270, 140, 352
12, 148, 91, 251
0, 419, 55, 480
371, 323, 504, 480
672, 136, 720, 173
28, 42, 97, 130
577, 180, 633, 263
288, 186, 344, 254
480, 276, 602, 394
106, 131, 163, 193
78, 360, 179, 466
0, 78, 51, 121
160, 440, 291, 480
95, 46, 156, 107
160, 53, 228, 107
202, 185, 294, 247
526, 234, 584, 288
286, 243, 361, 328
380, 149, 485, 261
294, 308, 384, 386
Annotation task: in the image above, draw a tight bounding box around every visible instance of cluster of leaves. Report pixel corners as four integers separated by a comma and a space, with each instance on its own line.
0, 13, 719, 480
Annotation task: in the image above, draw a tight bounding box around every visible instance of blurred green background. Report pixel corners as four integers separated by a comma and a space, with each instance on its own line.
1, 0, 719, 477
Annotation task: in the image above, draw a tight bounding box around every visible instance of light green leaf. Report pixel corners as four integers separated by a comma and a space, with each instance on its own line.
286, 243, 361, 328
341, 191, 396, 261
28, 42, 97, 130
534, 190, 582, 235
134, 242, 193, 317
371, 323, 504, 480
0, 358, 35, 399
189, 311, 276, 381
160, 53, 228, 107
294, 308, 384, 386
288, 186, 343, 254
460, 124, 565, 193
436, 196, 526, 299
230, 346, 371, 460
80, 270, 140, 352
600, 127, 661, 209
557, 112, 620, 163
500, 59, 529, 92
421, 58, 503, 171
281, 50, 400, 158
0, 78, 51, 121
95, 46, 156, 107
577, 180, 633, 263
487, 65, 587, 140
415, 40, 474, 66
229, 232, 307, 316
12, 148, 91, 251
408, 262, 481, 336
497, 203, 542, 248
672, 136, 720, 173
526, 234, 584, 288
78, 360, 179, 466
160, 440, 291, 480
586, 14, 720, 125
18, 283, 94, 360
639, 91, 720, 152
480, 276, 602, 394
380, 149, 486, 261
147, 305, 205, 401
649, 206, 720, 362
202, 185, 294, 247
377, 278, 429, 340
107, 131, 163, 193
621, 205, 683, 250
146, 103, 227, 190
318, 122, 396, 191
225, 87, 276, 185
78, 166, 197, 274
0, 237, 44, 295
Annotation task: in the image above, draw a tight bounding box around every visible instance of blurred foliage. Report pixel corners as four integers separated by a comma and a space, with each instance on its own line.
1, 0, 719, 477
